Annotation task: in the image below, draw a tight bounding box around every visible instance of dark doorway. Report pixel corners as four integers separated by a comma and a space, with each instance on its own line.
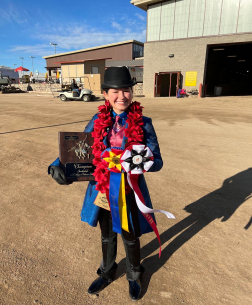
160, 74, 170, 97
170, 73, 177, 97
204, 42, 252, 96
154, 72, 181, 97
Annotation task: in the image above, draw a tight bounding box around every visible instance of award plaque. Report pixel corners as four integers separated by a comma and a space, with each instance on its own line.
59, 132, 95, 181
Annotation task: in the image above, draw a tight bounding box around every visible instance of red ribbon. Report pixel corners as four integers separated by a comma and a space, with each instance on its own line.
129, 174, 162, 258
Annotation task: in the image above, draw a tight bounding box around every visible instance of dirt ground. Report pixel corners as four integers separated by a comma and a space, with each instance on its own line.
0, 93, 251, 305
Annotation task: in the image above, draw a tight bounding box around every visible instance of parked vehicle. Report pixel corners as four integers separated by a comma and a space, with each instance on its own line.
58, 88, 96, 102
0, 75, 10, 91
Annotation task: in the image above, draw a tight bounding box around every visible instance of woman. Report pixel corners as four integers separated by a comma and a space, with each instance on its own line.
49, 67, 172, 301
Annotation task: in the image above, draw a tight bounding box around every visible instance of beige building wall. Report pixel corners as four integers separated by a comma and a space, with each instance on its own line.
61, 60, 105, 91
84, 59, 105, 86
61, 63, 84, 82
143, 33, 252, 97
83, 74, 101, 94
76, 64, 84, 77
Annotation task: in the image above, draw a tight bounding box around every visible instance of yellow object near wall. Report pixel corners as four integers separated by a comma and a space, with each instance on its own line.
21, 75, 30, 83
185, 71, 197, 87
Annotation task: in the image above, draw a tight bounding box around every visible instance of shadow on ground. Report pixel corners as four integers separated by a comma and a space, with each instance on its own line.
117, 168, 252, 298
0, 120, 90, 135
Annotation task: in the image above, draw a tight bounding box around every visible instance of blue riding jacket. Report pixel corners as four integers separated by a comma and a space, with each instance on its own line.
49, 112, 163, 236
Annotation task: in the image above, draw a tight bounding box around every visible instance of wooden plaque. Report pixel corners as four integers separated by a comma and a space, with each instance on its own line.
59, 132, 95, 181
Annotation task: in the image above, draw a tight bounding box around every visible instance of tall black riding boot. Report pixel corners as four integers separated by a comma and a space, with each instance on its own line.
121, 235, 144, 281
88, 234, 118, 295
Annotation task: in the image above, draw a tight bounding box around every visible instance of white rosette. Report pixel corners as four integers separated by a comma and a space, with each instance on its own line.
120, 144, 175, 219
121, 144, 154, 174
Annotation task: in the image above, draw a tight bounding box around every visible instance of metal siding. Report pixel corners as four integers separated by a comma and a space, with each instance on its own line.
237, 0, 252, 33
160, 1, 176, 40
106, 59, 144, 67
203, 0, 222, 36
144, 0, 251, 43
46, 44, 134, 68
188, 0, 206, 38
173, 0, 190, 39
147, 3, 162, 41
219, 0, 240, 35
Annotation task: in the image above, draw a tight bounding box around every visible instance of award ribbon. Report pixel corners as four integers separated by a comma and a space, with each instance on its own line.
103, 150, 129, 233
109, 171, 122, 234
119, 172, 129, 232
120, 144, 175, 258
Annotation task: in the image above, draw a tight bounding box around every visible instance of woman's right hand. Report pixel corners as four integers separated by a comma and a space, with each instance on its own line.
49, 166, 72, 185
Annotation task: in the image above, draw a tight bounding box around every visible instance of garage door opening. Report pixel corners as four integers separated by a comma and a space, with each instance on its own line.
204, 43, 252, 96
154, 72, 181, 97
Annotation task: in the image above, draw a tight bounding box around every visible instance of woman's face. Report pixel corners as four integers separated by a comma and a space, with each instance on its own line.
103, 87, 133, 114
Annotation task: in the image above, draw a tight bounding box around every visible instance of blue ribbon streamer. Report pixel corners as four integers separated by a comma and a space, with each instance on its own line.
109, 171, 122, 234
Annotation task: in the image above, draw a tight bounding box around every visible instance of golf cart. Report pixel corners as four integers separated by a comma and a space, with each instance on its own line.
59, 87, 96, 102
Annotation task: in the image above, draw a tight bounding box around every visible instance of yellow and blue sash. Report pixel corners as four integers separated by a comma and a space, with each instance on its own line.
102, 148, 129, 233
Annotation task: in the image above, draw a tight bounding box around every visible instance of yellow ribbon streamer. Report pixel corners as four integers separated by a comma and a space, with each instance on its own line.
103, 150, 129, 232
119, 173, 129, 232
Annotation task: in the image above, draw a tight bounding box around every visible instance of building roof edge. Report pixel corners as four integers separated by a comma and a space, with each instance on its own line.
43, 40, 144, 59
130, 0, 162, 11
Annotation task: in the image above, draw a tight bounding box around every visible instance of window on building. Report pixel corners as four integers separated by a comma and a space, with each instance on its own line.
91, 66, 99, 74
133, 44, 144, 58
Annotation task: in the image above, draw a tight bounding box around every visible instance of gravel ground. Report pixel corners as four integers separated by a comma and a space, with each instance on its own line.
0, 93, 251, 305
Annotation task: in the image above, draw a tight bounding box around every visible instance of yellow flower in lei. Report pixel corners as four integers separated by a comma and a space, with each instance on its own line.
103, 151, 122, 171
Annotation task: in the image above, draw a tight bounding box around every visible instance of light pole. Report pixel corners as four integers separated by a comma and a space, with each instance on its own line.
50, 43, 57, 54
30, 56, 35, 76
18, 57, 24, 67
18, 57, 24, 76
13, 64, 17, 69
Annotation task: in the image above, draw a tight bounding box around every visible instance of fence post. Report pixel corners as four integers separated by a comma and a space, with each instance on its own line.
198, 83, 202, 98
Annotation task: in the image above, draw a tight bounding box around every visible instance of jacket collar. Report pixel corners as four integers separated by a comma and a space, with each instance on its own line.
112, 110, 128, 120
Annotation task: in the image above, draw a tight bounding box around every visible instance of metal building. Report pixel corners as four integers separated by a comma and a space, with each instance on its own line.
43, 40, 144, 77
131, 0, 252, 97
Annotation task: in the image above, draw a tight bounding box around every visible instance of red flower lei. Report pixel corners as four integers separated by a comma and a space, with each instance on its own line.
91, 100, 144, 193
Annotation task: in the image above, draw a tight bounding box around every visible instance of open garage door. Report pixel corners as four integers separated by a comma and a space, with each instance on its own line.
204, 43, 252, 96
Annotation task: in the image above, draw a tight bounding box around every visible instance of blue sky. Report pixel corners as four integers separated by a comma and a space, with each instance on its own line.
0, 0, 146, 73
